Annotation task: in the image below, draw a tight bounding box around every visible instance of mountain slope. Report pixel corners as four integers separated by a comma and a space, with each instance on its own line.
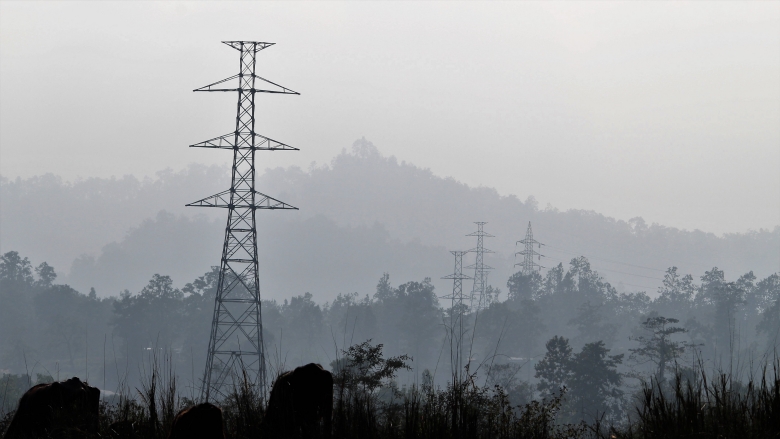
259, 139, 779, 290
1, 139, 776, 301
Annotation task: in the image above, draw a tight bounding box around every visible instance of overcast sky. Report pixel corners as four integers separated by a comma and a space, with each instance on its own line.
1, 1, 778, 235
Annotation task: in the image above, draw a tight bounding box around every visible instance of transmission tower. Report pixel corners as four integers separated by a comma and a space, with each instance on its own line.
466, 222, 494, 311
515, 222, 544, 275
442, 251, 471, 383
187, 41, 299, 402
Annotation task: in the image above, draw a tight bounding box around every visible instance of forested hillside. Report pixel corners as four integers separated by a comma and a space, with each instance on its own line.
1, 139, 777, 301
2, 248, 778, 427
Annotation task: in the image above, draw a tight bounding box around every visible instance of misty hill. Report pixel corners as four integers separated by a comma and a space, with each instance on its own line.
259, 140, 778, 284
65, 212, 450, 303
1, 138, 777, 301
0, 165, 227, 271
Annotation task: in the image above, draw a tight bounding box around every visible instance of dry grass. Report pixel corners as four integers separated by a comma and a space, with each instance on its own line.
2, 358, 778, 438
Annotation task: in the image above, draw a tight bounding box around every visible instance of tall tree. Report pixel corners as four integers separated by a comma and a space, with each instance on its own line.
655, 267, 696, 317
756, 273, 780, 350
568, 341, 624, 421
0, 251, 33, 285
629, 315, 688, 381
34, 262, 56, 288
112, 274, 184, 356
326, 292, 377, 348
749, 273, 780, 315
374, 272, 393, 303
507, 271, 543, 302
180, 267, 221, 367
542, 263, 566, 297
534, 336, 573, 397
34, 284, 87, 368
568, 257, 617, 303
514, 299, 545, 361
281, 292, 326, 361
395, 278, 441, 363
697, 268, 747, 363
569, 301, 617, 347
0, 251, 36, 371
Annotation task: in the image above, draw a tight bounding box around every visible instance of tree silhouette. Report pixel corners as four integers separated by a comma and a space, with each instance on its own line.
506, 271, 542, 302
568, 341, 623, 421
534, 336, 572, 398
629, 315, 687, 381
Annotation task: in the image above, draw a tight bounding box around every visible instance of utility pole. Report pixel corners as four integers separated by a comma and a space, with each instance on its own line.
515, 222, 544, 275
466, 222, 494, 311
188, 41, 299, 402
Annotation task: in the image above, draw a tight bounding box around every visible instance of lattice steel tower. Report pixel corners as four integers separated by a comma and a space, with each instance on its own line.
515, 222, 544, 275
442, 251, 471, 383
187, 41, 299, 402
466, 222, 494, 311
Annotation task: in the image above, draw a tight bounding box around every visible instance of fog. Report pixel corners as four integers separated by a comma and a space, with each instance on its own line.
1, 140, 778, 302
0, 1, 779, 430
1, 2, 778, 234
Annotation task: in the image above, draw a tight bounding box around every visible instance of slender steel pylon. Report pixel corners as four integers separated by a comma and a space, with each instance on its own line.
187, 41, 299, 402
442, 250, 471, 439
466, 222, 494, 311
515, 222, 544, 275
442, 251, 471, 383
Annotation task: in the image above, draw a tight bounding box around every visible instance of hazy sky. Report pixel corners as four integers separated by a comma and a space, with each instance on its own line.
1, 1, 778, 235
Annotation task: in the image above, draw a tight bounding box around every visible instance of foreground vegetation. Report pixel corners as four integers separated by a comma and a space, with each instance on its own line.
1, 343, 778, 439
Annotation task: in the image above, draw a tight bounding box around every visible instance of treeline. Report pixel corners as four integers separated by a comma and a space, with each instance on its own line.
1, 249, 779, 424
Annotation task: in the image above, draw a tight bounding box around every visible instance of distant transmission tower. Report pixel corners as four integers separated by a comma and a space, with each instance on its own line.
442, 251, 471, 383
515, 222, 544, 275
187, 41, 299, 402
466, 222, 494, 311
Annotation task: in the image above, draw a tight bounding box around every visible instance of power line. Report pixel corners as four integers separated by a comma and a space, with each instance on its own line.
536, 228, 665, 271
543, 244, 667, 272
540, 255, 662, 291
544, 255, 664, 281
618, 282, 660, 291
596, 269, 663, 281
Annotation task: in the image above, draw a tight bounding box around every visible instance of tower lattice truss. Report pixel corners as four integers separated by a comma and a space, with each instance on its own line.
466, 222, 494, 311
442, 251, 471, 382
516, 221, 544, 275
187, 41, 299, 402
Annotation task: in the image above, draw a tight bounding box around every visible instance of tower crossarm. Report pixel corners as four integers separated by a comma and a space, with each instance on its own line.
222, 41, 275, 52
515, 250, 544, 257
190, 132, 299, 151
194, 74, 300, 94
517, 239, 543, 246
186, 190, 298, 210
443, 274, 472, 280
465, 262, 494, 271
467, 232, 495, 238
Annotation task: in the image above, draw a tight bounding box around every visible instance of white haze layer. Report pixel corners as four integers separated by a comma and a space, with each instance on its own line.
0, 2, 778, 236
